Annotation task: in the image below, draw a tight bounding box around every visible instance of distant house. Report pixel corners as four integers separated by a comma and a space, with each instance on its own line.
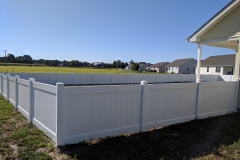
165, 58, 197, 74
148, 62, 169, 73
200, 54, 235, 75
93, 62, 104, 68
125, 63, 132, 70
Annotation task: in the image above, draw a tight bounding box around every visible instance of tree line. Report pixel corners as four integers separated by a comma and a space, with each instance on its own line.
0, 54, 130, 69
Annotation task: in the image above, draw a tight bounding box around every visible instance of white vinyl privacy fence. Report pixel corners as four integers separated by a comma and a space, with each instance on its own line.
0, 73, 238, 146
7, 73, 234, 85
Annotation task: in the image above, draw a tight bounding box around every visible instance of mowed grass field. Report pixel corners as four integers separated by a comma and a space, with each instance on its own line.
0, 65, 137, 74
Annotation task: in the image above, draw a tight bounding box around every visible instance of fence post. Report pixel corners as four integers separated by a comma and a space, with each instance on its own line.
140, 80, 148, 132
111, 73, 113, 84
195, 81, 202, 119
56, 82, 65, 146
234, 80, 239, 112
15, 75, 19, 110
48, 72, 50, 84
28, 78, 35, 123
6, 74, 10, 101
0, 73, 3, 96
92, 73, 94, 84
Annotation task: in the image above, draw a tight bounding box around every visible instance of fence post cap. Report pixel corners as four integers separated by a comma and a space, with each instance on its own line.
29, 78, 35, 82
141, 80, 148, 85
56, 82, 64, 85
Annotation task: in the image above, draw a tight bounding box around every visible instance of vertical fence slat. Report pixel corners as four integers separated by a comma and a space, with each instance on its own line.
56, 82, 65, 146
0, 73, 3, 96
15, 75, 19, 109
28, 78, 35, 123
140, 81, 148, 132
6, 74, 10, 101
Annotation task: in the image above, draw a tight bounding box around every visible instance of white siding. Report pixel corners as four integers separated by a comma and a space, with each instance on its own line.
201, 5, 240, 42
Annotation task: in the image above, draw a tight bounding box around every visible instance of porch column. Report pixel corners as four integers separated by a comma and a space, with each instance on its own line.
196, 43, 202, 83
235, 40, 240, 80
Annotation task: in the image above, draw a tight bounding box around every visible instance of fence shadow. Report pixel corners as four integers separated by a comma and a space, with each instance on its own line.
59, 113, 240, 160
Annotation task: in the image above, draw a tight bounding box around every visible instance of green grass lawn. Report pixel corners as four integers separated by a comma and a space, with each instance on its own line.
0, 65, 153, 74
1, 96, 240, 159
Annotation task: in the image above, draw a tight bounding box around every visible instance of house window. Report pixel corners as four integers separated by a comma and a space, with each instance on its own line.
207, 67, 209, 72
193, 68, 195, 71
216, 67, 221, 73
187, 67, 189, 71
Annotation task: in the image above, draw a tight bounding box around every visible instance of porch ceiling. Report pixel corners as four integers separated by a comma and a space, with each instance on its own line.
202, 39, 239, 50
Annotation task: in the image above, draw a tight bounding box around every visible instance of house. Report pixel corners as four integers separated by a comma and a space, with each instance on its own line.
125, 63, 132, 70
148, 62, 169, 73
187, 0, 240, 81
93, 62, 104, 68
200, 54, 235, 75
165, 58, 197, 74
138, 62, 147, 71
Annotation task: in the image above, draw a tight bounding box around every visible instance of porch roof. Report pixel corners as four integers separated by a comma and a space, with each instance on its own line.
187, 0, 240, 49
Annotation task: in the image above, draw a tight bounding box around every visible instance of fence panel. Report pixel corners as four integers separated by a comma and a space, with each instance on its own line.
128, 74, 144, 83
145, 83, 197, 130
2, 75, 7, 98
156, 74, 171, 83
9, 76, 16, 106
143, 74, 157, 83
63, 84, 142, 144
72, 74, 93, 84
219, 75, 235, 81
49, 74, 72, 84
198, 81, 236, 119
33, 82, 57, 142
111, 74, 128, 84
93, 74, 111, 84
201, 75, 220, 82
0, 75, 2, 93
17, 78, 30, 119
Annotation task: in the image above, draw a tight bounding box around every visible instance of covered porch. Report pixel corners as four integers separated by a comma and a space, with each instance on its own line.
188, 0, 240, 82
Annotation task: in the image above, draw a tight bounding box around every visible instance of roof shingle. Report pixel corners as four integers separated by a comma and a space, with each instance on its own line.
149, 62, 169, 68
201, 54, 235, 66
165, 58, 196, 67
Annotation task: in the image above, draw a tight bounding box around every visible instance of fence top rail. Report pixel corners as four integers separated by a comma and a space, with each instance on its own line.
148, 82, 198, 90
18, 78, 29, 86
9, 76, 16, 82
201, 81, 236, 87
64, 84, 142, 96
33, 82, 56, 94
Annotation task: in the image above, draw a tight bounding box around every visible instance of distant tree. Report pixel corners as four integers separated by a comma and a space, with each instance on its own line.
129, 60, 134, 64
120, 62, 125, 69
23, 55, 33, 63
124, 62, 128, 67
113, 61, 117, 68
36, 59, 46, 64
15, 56, 24, 63
132, 63, 139, 71
7, 54, 15, 63
62, 60, 69, 66
116, 60, 121, 68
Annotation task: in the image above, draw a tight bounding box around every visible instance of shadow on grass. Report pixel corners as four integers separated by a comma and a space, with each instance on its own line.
59, 113, 240, 160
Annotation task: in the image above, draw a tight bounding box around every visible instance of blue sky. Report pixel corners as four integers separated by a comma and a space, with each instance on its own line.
0, 0, 234, 63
